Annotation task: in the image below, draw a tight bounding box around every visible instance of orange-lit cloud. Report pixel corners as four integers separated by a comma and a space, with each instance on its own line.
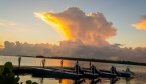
34, 12, 71, 40
0, 45, 3, 48
35, 7, 116, 46
132, 16, 146, 30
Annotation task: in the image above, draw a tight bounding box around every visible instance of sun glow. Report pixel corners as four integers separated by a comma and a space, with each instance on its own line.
34, 12, 71, 40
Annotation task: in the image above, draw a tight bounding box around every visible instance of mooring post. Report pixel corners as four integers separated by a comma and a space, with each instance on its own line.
77, 60, 79, 74
89, 61, 92, 68
60, 59, 63, 72
42, 58, 46, 68
111, 66, 116, 74
18, 56, 21, 69
75, 60, 79, 74
17, 56, 21, 76
126, 67, 130, 72
59, 79, 62, 84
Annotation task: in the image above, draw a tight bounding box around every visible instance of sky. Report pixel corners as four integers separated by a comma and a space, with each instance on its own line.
0, 0, 146, 48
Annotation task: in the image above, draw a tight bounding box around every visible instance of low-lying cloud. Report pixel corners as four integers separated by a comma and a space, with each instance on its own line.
132, 16, 146, 30
0, 41, 146, 62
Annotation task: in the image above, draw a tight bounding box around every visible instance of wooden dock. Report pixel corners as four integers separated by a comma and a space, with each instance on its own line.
12, 66, 133, 80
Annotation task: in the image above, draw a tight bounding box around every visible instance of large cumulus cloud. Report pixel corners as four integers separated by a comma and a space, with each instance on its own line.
35, 7, 116, 46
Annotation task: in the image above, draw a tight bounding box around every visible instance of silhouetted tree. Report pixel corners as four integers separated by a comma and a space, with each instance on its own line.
0, 62, 38, 84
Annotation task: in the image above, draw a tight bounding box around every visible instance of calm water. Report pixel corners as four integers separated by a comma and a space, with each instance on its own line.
0, 55, 146, 84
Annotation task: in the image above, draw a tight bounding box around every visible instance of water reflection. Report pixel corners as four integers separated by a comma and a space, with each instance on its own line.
39, 78, 44, 84
56, 78, 130, 84
90, 79, 101, 84
0, 56, 146, 84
